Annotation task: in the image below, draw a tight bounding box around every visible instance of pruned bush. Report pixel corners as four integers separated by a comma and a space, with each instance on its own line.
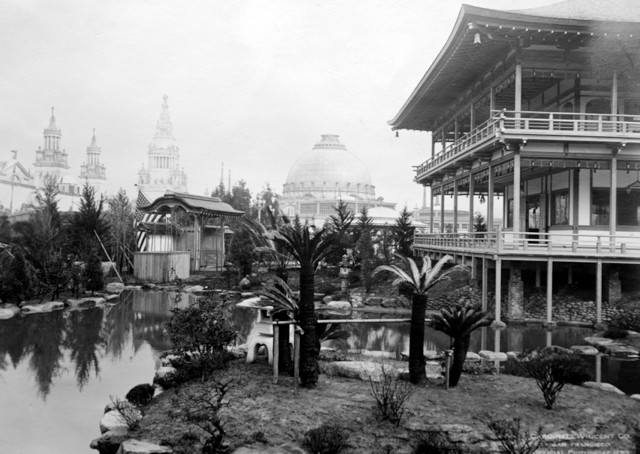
367, 364, 413, 426
608, 310, 640, 332
125, 383, 155, 407
165, 297, 237, 380
462, 361, 499, 375
602, 326, 629, 339
487, 418, 543, 454
303, 424, 349, 454
517, 350, 591, 409
413, 432, 468, 454
109, 395, 142, 430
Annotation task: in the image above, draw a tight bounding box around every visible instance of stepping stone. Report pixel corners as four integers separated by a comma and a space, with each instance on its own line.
570, 345, 599, 355
583, 381, 625, 395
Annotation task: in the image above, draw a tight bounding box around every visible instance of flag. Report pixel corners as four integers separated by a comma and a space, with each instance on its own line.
135, 190, 163, 251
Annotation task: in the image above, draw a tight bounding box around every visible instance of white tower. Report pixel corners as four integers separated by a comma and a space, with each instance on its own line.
79, 129, 107, 194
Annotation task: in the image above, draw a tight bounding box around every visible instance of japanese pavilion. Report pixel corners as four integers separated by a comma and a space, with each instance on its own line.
390, 0, 640, 324
135, 192, 243, 282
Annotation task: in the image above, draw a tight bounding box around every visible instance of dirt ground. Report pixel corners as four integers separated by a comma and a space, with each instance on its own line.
133, 358, 640, 454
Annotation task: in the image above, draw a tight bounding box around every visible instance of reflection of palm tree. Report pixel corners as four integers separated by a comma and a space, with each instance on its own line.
27, 311, 66, 400
65, 308, 105, 390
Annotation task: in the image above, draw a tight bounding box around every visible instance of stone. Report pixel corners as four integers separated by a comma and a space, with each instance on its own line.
319, 361, 398, 382
478, 350, 508, 361
66, 297, 106, 308
124, 285, 142, 290
424, 350, 441, 360
322, 295, 334, 304
239, 277, 251, 289
232, 442, 306, 454
105, 294, 120, 301
0, 304, 20, 319
364, 297, 382, 305
105, 282, 125, 294
100, 410, 130, 434
90, 428, 129, 454
426, 361, 443, 377
630, 394, 640, 401
584, 336, 615, 347
21, 301, 65, 313
542, 345, 574, 355
240, 292, 254, 298
359, 350, 396, 360
325, 300, 351, 315
160, 355, 180, 367
116, 439, 172, 453
491, 320, 506, 329
583, 381, 625, 395
506, 351, 521, 359
183, 285, 204, 293
380, 298, 396, 308
602, 343, 640, 358
465, 352, 481, 362
570, 345, 599, 355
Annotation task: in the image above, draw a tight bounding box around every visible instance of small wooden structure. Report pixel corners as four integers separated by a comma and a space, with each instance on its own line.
134, 191, 243, 282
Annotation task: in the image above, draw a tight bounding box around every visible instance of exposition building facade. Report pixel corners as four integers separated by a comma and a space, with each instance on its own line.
390, 0, 640, 323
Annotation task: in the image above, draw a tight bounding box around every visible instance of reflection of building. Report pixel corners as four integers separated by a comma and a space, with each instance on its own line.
1, 108, 105, 215
137, 96, 188, 202
391, 1, 640, 324
278, 134, 395, 226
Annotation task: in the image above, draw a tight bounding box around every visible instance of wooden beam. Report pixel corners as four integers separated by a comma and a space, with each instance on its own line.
546, 258, 553, 323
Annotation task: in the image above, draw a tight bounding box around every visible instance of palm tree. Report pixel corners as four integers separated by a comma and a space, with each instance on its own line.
269, 216, 335, 387
432, 303, 492, 387
373, 255, 468, 384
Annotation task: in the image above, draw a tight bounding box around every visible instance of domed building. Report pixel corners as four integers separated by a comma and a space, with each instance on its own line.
278, 134, 395, 225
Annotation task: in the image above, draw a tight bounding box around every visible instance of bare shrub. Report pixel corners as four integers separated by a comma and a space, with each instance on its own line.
366, 364, 413, 426
517, 350, 591, 409
303, 424, 350, 454
487, 418, 543, 454
413, 432, 467, 453
109, 395, 142, 430
170, 377, 234, 454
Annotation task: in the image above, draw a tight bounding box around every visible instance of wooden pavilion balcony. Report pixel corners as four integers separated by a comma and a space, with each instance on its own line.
413, 230, 640, 261
415, 110, 640, 181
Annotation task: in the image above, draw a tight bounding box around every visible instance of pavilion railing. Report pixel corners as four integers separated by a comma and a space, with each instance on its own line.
413, 230, 640, 257
415, 110, 640, 180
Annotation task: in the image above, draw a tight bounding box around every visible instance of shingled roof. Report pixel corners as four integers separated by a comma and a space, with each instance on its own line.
140, 191, 244, 217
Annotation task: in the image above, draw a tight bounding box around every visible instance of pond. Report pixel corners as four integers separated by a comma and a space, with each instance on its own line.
0, 290, 638, 453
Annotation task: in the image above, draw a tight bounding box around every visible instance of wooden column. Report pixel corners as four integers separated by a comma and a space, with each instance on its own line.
194, 215, 201, 271
610, 150, 618, 244
482, 256, 488, 311
453, 181, 458, 233
454, 117, 459, 141
596, 260, 603, 324
488, 165, 494, 232
611, 70, 618, 117
220, 217, 226, 268
495, 258, 502, 322
470, 102, 475, 130
546, 258, 553, 323
489, 84, 495, 114
513, 150, 521, 236
440, 185, 446, 233
431, 134, 436, 158
515, 63, 522, 114
469, 174, 475, 232
429, 190, 434, 234
422, 186, 427, 209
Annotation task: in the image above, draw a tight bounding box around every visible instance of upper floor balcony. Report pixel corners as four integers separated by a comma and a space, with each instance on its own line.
415, 110, 640, 182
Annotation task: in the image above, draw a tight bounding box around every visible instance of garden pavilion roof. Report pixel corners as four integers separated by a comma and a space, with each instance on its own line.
139, 191, 244, 218
389, 0, 640, 132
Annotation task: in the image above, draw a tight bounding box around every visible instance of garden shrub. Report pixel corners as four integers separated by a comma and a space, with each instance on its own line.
602, 326, 629, 339
462, 361, 499, 375
165, 297, 237, 380
608, 310, 640, 333
303, 424, 349, 454
413, 432, 469, 454
125, 383, 155, 407
517, 350, 591, 409
487, 418, 543, 454
109, 395, 143, 430
367, 364, 413, 426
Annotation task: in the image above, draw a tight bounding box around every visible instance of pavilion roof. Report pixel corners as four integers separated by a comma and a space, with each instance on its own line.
389, 1, 640, 132
140, 191, 244, 217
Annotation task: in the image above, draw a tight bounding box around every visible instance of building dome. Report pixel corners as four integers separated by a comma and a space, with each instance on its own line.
283, 135, 375, 200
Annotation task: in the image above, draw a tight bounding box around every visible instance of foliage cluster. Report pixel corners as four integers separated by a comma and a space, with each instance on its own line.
487, 418, 544, 454
413, 432, 472, 454
602, 326, 629, 339
109, 395, 143, 430
462, 361, 499, 375
517, 350, 591, 408
165, 297, 237, 380
608, 310, 640, 333
303, 424, 350, 454
125, 383, 155, 407
367, 364, 413, 426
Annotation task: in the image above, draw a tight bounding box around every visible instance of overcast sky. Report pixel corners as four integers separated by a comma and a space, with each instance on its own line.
1, 0, 558, 210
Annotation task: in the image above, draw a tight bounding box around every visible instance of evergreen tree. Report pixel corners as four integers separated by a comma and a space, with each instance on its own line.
393, 206, 414, 257
355, 207, 375, 292
326, 199, 355, 265
71, 183, 107, 260
228, 223, 254, 277
473, 212, 487, 232
84, 251, 104, 293
106, 190, 136, 273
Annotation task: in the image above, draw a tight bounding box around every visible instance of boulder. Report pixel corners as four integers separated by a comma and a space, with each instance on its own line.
125, 384, 155, 407
426, 361, 443, 378
583, 381, 625, 395
240, 292, 254, 298
160, 355, 180, 367
320, 361, 398, 382
506, 351, 521, 360
0, 304, 20, 319
478, 350, 508, 361
465, 352, 481, 362
100, 410, 130, 434
21, 301, 65, 313
66, 297, 106, 308
542, 345, 574, 355
424, 350, 441, 360
322, 296, 334, 304
325, 300, 351, 315
116, 439, 172, 453
602, 343, 640, 358
105, 282, 125, 294
630, 394, 640, 401
124, 285, 142, 291
584, 336, 615, 348
570, 345, 599, 355
183, 285, 204, 293
90, 428, 129, 454
359, 350, 396, 360
364, 297, 382, 306
380, 298, 396, 308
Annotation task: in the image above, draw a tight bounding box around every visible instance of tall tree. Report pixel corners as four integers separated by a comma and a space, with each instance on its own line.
106, 190, 136, 273
271, 216, 335, 387
326, 199, 355, 265
473, 212, 487, 232
355, 207, 375, 292
71, 183, 107, 260
393, 206, 414, 257
373, 255, 468, 384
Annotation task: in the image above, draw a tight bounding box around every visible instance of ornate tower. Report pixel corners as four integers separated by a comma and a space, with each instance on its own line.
138, 95, 188, 200
34, 107, 69, 185
79, 129, 107, 194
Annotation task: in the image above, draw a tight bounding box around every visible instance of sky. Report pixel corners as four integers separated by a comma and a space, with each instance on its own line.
0, 0, 559, 211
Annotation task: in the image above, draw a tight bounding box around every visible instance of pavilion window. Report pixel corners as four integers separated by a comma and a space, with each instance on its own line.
591, 189, 610, 226
551, 190, 569, 225
617, 189, 640, 226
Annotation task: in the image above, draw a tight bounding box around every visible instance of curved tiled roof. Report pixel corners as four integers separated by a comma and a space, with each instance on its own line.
140, 191, 244, 217
511, 0, 640, 22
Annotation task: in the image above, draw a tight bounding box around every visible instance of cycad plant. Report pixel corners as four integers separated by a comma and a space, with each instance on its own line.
373, 255, 468, 384
432, 303, 492, 387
